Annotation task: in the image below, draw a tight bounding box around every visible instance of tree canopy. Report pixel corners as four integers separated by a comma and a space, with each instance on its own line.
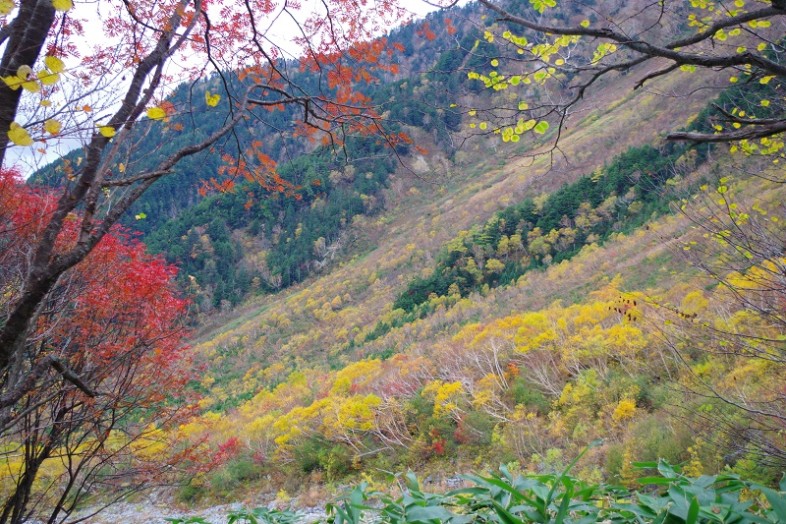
0, 167, 197, 524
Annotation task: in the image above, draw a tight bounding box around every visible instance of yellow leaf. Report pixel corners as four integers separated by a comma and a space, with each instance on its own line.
8, 122, 33, 146
98, 125, 116, 138
38, 70, 59, 85
44, 119, 61, 135
205, 91, 221, 107
0, 0, 14, 15
2, 76, 20, 90
44, 55, 65, 74
146, 106, 166, 120
580, 19, 590, 28
16, 64, 31, 80
21, 80, 40, 92
761, 99, 770, 107
51, 0, 72, 11
118, 162, 126, 173
40, 99, 52, 107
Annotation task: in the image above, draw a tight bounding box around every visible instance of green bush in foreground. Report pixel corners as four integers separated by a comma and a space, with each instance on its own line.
169, 458, 786, 524
166, 506, 302, 524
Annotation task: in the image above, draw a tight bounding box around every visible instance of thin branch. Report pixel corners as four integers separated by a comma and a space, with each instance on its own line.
634, 63, 679, 90
477, 0, 786, 77
668, 120, 786, 142
48, 359, 96, 398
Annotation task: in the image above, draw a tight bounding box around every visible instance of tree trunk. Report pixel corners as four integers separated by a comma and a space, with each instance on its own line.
0, 0, 55, 168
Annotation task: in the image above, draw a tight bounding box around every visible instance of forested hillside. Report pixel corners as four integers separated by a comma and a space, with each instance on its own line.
3, 0, 786, 521
157, 13, 785, 510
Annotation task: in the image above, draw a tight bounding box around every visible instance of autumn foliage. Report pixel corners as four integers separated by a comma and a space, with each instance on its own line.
0, 169, 204, 524
0, 0, 420, 516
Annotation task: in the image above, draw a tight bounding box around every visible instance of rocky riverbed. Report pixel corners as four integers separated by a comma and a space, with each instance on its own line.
68, 475, 466, 522
72, 501, 327, 523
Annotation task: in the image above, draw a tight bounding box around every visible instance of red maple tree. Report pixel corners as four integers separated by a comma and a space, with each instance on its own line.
0, 168, 203, 524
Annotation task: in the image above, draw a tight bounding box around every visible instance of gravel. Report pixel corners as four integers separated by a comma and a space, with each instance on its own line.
71, 501, 327, 523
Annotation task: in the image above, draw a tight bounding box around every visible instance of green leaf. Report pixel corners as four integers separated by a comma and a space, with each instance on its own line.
472, 475, 527, 503
554, 483, 574, 524
634, 493, 669, 514
491, 501, 526, 524
533, 121, 549, 134
405, 472, 421, 492
686, 496, 699, 524
449, 487, 488, 496
405, 505, 456, 522
657, 460, 680, 479
759, 486, 786, 522
638, 476, 676, 485
633, 461, 660, 469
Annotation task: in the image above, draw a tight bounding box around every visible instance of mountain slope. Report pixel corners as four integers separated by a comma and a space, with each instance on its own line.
150, 50, 786, 503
